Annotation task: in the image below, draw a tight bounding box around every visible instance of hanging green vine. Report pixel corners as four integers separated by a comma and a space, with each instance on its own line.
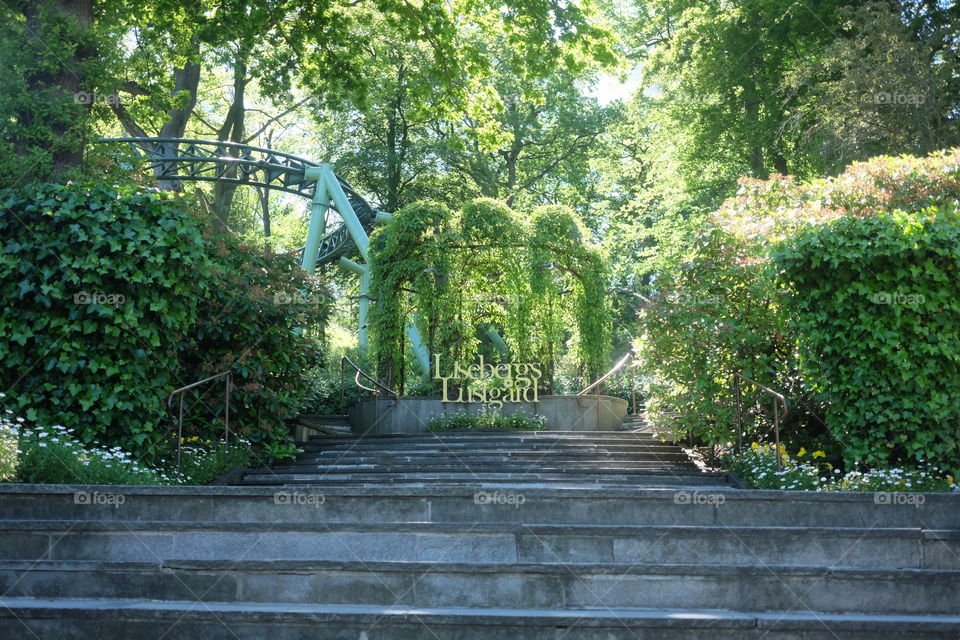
368, 197, 611, 391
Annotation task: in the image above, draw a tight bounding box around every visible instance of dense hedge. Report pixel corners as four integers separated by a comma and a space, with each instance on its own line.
0, 183, 210, 451
637, 148, 960, 471
774, 206, 960, 471
0, 183, 328, 459
175, 235, 328, 449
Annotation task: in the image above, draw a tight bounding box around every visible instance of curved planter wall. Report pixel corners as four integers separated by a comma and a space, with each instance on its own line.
349, 395, 628, 434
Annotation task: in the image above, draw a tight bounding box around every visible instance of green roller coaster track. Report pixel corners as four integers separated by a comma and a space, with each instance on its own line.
97, 137, 432, 372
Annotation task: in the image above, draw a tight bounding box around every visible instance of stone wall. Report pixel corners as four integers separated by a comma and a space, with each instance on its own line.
349, 395, 628, 434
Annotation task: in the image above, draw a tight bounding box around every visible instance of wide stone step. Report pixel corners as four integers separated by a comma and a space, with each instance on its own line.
1, 522, 953, 569
297, 443, 688, 452
2, 485, 956, 529
3, 598, 959, 640
1, 560, 957, 614
298, 447, 688, 457
238, 471, 724, 486
269, 460, 699, 472
303, 434, 672, 446
284, 452, 693, 465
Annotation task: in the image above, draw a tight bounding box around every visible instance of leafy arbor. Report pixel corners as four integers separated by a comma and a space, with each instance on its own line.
368, 199, 611, 392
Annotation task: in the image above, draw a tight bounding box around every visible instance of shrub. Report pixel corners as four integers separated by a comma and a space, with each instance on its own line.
721, 442, 957, 493
636, 148, 960, 471
0, 411, 19, 482
173, 437, 253, 485
427, 410, 547, 431
1, 182, 330, 461
0, 182, 210, 452
173, 235, 329, 453
773, 206, 960, 472
369, 198, 611, 392
721, 443, 825, 491
16, 423, 170, 485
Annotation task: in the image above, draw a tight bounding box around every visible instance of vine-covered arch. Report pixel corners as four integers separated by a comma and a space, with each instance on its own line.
368, 198, 611, 392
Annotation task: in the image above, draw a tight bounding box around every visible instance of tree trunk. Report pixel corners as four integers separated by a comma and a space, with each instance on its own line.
20, 0, 94, 178
211, 45, 249, 229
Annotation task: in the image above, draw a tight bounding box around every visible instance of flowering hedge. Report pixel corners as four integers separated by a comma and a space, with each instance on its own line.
637, 148, 960, 473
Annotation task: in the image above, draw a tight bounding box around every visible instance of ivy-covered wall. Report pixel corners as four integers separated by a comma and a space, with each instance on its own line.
368, 197, 611, 392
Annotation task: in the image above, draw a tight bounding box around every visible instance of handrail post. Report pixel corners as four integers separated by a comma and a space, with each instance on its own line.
774, 399, 782, 472
734, 374, 743, 455
340, 358, 345, 414
223, 373, 231, 458
176, 393, 184, 469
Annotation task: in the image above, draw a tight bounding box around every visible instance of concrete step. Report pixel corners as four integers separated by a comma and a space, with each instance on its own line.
238, 471, 727, 486
297, 449, 689, 460
271, 458, 699, 469
0, 521, 954, 569
1, 485, 956, 529
304, 434, 670, 446
3, 598, 959, 639
1, 560, 958, 614
283, 456, 697, 466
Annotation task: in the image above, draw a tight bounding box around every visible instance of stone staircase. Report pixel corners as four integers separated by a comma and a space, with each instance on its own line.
0, 429, 958, 638
239, 430, 728, 488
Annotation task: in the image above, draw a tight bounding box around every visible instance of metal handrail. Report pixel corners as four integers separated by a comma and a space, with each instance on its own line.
733, 372, 790, 472
339, 356, 398, 411
167, 371, 232, 468
578, 352, 633, 396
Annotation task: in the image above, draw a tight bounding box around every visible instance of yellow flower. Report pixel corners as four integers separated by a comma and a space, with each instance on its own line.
797, 447, 807, 457
825, 462, 833, 471
949, 475, 955, 486
750, 442, 760, 451
812, 450, 826, 459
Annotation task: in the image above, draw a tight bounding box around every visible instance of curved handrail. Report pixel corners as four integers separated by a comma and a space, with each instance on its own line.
578, 352, 633, 396
733, 371, 790, 471
167, 371, 232, 469
339, 356, 398, 399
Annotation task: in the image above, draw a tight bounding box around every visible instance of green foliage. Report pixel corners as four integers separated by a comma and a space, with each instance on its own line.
722, 444, 824, 491
0, 2, 103, 183
174, 235, 329, 452
369, 198, 611, 391
636, 148, 960, 472
16, 423, 169, 485
427, 410, 547, 432
176, 437, 253, 485
722, 442, 957, 493
634, 221, 807, 448
0, 182, 210, 453
0, 413, 19, 482
251, 439, 303, 465
773, 205, 960, 472
1, 182, 329, 462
